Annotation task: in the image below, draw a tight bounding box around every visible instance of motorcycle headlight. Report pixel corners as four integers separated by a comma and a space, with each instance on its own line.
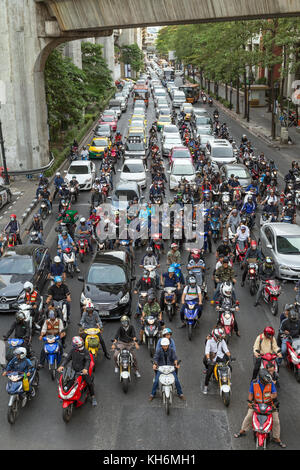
119, 292, 130, 305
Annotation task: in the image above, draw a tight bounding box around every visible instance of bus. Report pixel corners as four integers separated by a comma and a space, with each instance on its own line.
179, 83, 200, 104
163, 67, 175, 81
133, 85, 149, 107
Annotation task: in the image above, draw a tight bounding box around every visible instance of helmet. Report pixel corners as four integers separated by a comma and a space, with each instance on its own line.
121, 315, 130, 328
168, 266, 175, 273
223, 257, 229, 264
212, 327, 225, 343
241, 225, 247, 232
33, 213, 39, 218
146, 246, 153, 254
72, 336, 84, 351
54, 276, 62, 284
54, 256, 61, 263
222, 282, 232, 297
14, 347, 27, 359
264, 326, 275, 338
162, 328, 172, 336
10, 214, 16, 219
171, 243, 178, 249
259, 368, 273, 385
16, 312, 26, 323
24, 281, 33, 293
161, 338, 170, 347
148, 293, 156, 303
288, 309, 299, 323
250, 240, 257, 249
80, 217, 86, 223
86, 302, 94, 312
265, 257, 274, 268
188, 276, 197, 286
56, 172, 61, 176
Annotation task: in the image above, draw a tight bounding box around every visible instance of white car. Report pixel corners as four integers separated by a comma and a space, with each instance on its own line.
162, 135, 182, 157
64, 161, 96, 191
119, 158, 147, 189
168, 158, 196, 190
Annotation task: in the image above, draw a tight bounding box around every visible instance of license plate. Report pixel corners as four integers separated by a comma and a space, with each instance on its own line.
99, 311, 109, 316
0, 304, 9, 309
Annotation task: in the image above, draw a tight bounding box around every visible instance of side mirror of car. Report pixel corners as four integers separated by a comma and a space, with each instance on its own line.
77, 277, 84, 282
266, 243, 272, 250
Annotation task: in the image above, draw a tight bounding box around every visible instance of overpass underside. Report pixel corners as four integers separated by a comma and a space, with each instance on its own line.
42, 0, 300, 32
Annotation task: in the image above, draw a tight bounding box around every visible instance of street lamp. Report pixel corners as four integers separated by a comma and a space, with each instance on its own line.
230, 81, 233, 110
247, 71, 254, 123
0, 82, 9, 186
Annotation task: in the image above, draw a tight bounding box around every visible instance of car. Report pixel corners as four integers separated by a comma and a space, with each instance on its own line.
162, 135, 183, 157
119, 158, 147, 189
193, 115, 212, 130
115, 95, 127, 112
162, 125, 180, 140
127, 127, 147, 147
208, 140, 236, 165
79, 251, 135, 320
220, 164, 252, 189
0, 185, 12, 209
193, 108, 210, 118
102, 109, 118, 121
65, 160, 96, 190
194, 126, 213, 140
172, 90, 186, 108
180, 103, 194, 120
99, 115, 117, 132
124, 136, 146, 160
108, 99, 122, 118
168, 158, 196, 190
93, 124, 113, 140
259, 223, 300, 280
0, 245, 50, 313
156, 103, 171, 118
130, 115, 147, 127
88, 137, 111, 159
169, 146, 192, 164
108, 181, 144, 211
157, 114, 172, 132
198, 134, 216, 151
130, 119, 146, 130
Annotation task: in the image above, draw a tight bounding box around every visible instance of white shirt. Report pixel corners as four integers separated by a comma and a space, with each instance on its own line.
183, 285, 201, 301
205, 338, 229, 362
236, 226, 250, 242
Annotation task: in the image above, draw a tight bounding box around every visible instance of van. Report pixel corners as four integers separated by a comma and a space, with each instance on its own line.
108, 99, 122, 118
172, 91, 186, 108
208, 140, 236, 165
109, 182, 144, 211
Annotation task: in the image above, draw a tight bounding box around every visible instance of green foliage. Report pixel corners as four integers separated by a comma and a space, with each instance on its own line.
81, 42, 113, 103
120, 43, 144, 72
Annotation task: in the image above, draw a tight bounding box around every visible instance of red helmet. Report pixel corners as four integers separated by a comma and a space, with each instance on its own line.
72, 336, 84, 351
10, 214, 16, 219
250, 240, 257, 249
264, 326, 275, 338
191, 249, 200, 261
64, 247, 71, 254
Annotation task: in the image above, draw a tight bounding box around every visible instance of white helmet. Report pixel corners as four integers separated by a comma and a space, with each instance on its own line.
14, 347, 27, 359
221, 282, 233, 297
161, 338, 170, 347
54, 256, 61, 263
23, 281, 33, 293
56, 172, 61, 176
80, 217, 86, 223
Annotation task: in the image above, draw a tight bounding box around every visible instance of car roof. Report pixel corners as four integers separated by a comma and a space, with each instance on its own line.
172, 158, 193, 165
263, 223, 300, 236
116, 181, 139, 190
92, 252, 127, 267
69, 160, 91, 166
122, 158, 144, 165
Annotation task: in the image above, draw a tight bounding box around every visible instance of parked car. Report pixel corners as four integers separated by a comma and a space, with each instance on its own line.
168, 158, 196, 190
0, 245, 50, 313
119, 158, 147, 189
65, 160, 96, 190
259, 223, 300, 280
79, 251, 135, 319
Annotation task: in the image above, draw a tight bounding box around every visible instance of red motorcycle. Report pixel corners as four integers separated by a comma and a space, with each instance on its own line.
101, 183, 109, 202
6, 233, 17, 248
263, 280, 281, 316
151, 234, 163, 261
235, 240, 248, 264
252, 403, 275, 449
247, 261, 259, 296
58, 355, 95, 423
219, 307, 236, 343
284, 336, 300, 383
77, 237, 89, 263
260, 353, 279, 376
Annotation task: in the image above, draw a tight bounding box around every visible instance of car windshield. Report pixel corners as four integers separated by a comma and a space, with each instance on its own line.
211, 147, 233, 158
0, 257, 34, 275
172, 149, 190, 158
227, 168, 249, 178
277, 236, 300, 254
198, 128, 213, 136
172, 164, 194, 176
126, 141, 144, 151
164, 126, 178, 133
101, 116, 114, 122
196, 117, 211, 125
68, 165, 89, 175
114, 190, 139, 200
159, 116, 171, 122
165, 138, 182, 145
87, 264, 127, 284
122, 162, 144, 173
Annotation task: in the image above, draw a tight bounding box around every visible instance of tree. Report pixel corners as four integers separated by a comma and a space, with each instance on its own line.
120, 43, 144, 73
81, 42, 113, 104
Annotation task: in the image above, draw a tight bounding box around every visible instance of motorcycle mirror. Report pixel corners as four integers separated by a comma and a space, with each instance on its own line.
77, 276, 84, 282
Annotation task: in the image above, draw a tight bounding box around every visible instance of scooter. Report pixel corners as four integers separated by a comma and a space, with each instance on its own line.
213, 359, 233, 407
43, 335, 62, 381
58, 357, 95, 423
163, 287, 176, 322
5, 355, 39, 425
251, 402, 275, 449
247, 261, 259, 296
235, 240, 248, 264
183, 300, 201, 341
83, 328, 101, 363
259, 353, 279, 382
52, 299, 69, 328
69, 186, 78, 204
77, 237, 89, 263
218, 307, 236, 344
210, 217, 220, 243
116, 344, 135, 393
40, 199, 50, 220
263, 280, 281, 316
62, 248, 75, 277
143, 315, 159, 357
283, 335, 300, 383
29, 231, 42, 245
151, 234, 163, 261
153, 361, 181, 415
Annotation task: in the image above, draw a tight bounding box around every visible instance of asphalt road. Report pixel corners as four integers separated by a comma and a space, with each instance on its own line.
0, 76, 299, 451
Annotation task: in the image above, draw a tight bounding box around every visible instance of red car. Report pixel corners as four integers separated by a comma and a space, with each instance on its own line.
169, 146, 192, 165
99, 115, 117, 132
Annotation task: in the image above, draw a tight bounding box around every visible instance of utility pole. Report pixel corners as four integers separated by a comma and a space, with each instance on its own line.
0, 103, 9, 186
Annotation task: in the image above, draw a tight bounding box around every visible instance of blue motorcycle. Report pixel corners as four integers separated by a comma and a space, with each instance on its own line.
282, 215, 292, 224
183, 300, 200, 341
5, 357, 39, 424
210, 217, 220, 242
43, 335, 62, 381
6, 338, 25, 363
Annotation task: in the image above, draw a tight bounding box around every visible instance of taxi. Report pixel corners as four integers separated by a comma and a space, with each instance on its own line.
130, 114, 147, 126
127, 127, 147, 147
157, 114, 172, 132
88, 137, 111, 159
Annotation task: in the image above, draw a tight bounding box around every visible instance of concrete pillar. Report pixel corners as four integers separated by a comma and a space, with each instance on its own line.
63, 40, 82, 69
95, 34, 115, 79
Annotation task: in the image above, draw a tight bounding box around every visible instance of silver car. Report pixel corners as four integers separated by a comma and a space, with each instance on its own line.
162, 135, 182, 157
259, 223, 300, 280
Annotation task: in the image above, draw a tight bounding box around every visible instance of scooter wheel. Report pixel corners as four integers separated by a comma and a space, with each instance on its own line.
7, 401, 19, 425
222, 391, 230, 407
62, 404, 73, 423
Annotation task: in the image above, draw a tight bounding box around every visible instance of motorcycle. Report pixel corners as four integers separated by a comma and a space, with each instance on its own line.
263, 280, 281, 316
83, 328, 101, 364
247, 260, 259, 296
40, 199, 50, 220
235, 240, 248, 264
43, 335, 62, 381
259, 353, 279, 381
52, 299, 69, 328
29, 230, 42, 245
221, 192, 231, 212
260, 212, 276, 226
101, 183, 110, 203
136, 291, 148, 318
183, 300, 201, 341
62, 248, 75, 277
281, 334, 300, 382
213, 112, 219, 121
58, 358, 95, 423
251, 402, 275, 450
5, 233, 17, 248
77, 237, 89, 263
210, 217, 220, 243
69, 186, 78, 204
5, 356, 39, 425
218, 307, 236, 344
163, 287, 176, 322
151, 234, 163, 261
282, 214, 293, 224
143, 315, 159, 357
213, 359, 233, 407
115, 344, 136, 393
202, 96, 207, 105
295, 190, 300, 209
153, 363, 181, 415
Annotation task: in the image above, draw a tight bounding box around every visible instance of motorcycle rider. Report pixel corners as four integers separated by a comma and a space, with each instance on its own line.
2, 348, 35, 404
112, 315, 140, 377
241, 240, 264, 287
4, 312, 31, 357
213, 257, 237, 302
48, 255, 66, 283
46, 276, 71, 319
203, 327, 231, 394
262, 199, 279, 222
167, 242, 181, 266
38, 185, 52, 215
150, 338, 185, 401
26, 213, 44, 244
80, 146, 89, 160
76, 217, 94, 254
79, 303, 111, 359
58, 336, 97, 407
38, 308, 65, 368
4, 214, 22, 245
149, 181, 163, 203
254, 257, 276, 307
241, 195, 256, 228
57, 230, 80, 272
139, 292, 163, 345
53, 172, 65, 200
156, 328, 176, 353
68, 176, 79, 202
208, 201, 223, 239
252, 326, 282, 380
281, 200, 296, 224
216, 237, 233, 260
278, 309, 300, 359
179, 276, 202, 328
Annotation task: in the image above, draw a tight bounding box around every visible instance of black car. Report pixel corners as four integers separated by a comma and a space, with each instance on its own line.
79, 251, 135, 319
0, 245, 51, 313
